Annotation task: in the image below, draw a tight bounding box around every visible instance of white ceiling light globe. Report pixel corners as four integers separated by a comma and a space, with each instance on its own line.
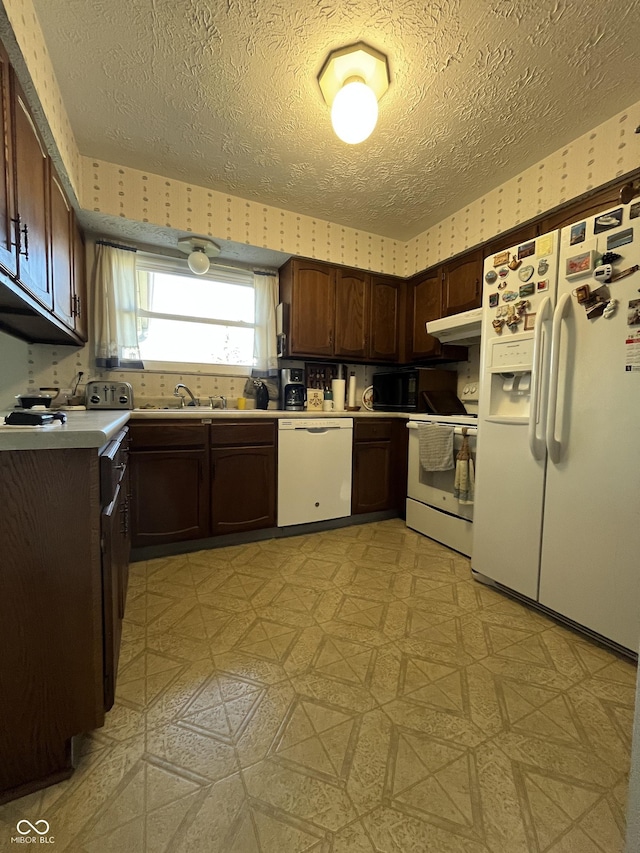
331, 79, 378, 145
188, 249, 210, 275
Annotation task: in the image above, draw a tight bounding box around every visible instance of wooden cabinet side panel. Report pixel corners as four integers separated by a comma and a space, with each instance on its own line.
0, 449, 103, 794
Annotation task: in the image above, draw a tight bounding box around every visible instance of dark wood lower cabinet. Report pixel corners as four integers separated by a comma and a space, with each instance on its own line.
211, 445, 276, 534
130, 448, 210, 546
129, 420, 276, 547
352, 418, 408, 515
0, 446, 111, 804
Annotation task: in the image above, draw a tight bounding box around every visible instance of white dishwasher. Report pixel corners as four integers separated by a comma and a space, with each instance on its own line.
277, 418, 353, 527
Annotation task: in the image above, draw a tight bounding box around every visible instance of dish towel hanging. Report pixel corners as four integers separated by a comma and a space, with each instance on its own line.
418, 424, 454, 471
454, 430, 475, 504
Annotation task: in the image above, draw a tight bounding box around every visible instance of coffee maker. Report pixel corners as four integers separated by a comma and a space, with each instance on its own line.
279, 368, 306, 411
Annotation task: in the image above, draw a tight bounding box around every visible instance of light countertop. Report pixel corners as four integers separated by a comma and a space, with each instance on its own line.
0, 410, 130, 451
0, 408, 412, 451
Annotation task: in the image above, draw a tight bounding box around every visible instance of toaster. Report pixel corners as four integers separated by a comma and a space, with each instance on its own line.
85, 380, 134, 410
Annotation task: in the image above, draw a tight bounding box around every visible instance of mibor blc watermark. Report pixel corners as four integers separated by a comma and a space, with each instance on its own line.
11, 820, 55, 844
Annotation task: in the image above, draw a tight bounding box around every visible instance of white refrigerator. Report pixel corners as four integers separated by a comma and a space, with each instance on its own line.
472, 205, 640, 652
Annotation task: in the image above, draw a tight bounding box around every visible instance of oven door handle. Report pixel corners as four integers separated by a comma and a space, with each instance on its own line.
407, 422, 478, 436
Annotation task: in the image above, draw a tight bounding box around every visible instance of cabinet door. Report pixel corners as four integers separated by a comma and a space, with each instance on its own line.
369, 277, 400, 362
334, 268, 369, 360
211, 446, 275, 535
0, 44, 16, 277
442, 250, 482, 316
73, 219, 88, 340
352, 440, 392, 513
290, 260, 335, 356
130, 449, 210, 546
13, 82, 50, 308
50, 169, 74, 329
539, 184, 624, 233
409, 270, 442, 359
101, 482, 125, 711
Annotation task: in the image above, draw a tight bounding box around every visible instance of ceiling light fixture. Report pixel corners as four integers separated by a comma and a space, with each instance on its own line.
318, 42, 390, 145
177, 236, 221, 275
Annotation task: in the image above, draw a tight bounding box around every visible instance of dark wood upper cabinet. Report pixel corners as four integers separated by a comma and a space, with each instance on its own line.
409, 269, 442, 359
0, 44, 16, 279
281, 258, 335, 357
539, 184, 625, 232
369, 276, 401, 362
484, 222, 539, 257
13, 82, 50, 309
73, 220, 87, 340
442, 249, 483, 316
334, 268, 370, 360
50, 169, 74, 329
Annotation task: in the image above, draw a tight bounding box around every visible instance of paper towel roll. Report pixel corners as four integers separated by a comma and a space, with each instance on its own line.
331, 379, 345, 411
347, 373, 356, 408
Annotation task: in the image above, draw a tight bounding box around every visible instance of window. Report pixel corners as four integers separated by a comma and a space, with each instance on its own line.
135, 255, 255, 372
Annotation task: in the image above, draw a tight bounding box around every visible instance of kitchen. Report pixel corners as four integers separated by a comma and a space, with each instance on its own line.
1, 0, 640, 850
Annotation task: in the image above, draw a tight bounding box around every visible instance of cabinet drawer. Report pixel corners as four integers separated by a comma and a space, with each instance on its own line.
354, 419, 393, 442
129, 422, 208, 449
100, 427, 129, 506
210, 420, 276, 446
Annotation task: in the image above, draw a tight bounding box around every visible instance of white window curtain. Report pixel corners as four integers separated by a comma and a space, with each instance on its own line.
93, 242, 144, 369
252, 270, 278, 377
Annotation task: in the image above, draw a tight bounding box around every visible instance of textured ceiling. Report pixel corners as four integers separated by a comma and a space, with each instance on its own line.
33, 0, 640, 241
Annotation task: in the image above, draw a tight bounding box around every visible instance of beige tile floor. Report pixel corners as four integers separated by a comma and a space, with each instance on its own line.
0, 520, 636, 852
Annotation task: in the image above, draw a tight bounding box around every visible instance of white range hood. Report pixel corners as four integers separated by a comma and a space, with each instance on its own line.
426, 307, 482, 344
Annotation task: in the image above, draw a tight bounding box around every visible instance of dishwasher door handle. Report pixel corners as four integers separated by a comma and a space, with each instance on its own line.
300, 426, 340, 433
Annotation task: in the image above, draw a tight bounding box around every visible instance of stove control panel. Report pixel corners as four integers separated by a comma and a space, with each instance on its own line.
85, 381, 134, 410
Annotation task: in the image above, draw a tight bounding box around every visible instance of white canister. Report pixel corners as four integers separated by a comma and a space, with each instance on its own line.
331, 379, 345, 411
347, 372, 357, 408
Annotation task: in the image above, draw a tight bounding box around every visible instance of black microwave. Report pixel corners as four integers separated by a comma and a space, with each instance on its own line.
372, 368, 460, 413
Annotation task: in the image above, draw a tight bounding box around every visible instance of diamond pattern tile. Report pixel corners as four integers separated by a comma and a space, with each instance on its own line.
1, 519, 635, 852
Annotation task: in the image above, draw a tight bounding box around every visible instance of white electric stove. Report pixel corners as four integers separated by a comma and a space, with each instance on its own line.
405, 413, 478, 556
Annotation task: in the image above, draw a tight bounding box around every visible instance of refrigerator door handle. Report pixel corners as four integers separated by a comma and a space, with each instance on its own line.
528, 296, 553, 461
546, 292, 572, 464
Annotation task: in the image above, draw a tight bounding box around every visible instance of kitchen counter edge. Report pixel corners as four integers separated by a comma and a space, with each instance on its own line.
0, 410, 131, 451
0, 408, 414, 451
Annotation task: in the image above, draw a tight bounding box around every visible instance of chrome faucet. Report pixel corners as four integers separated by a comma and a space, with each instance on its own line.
209, 395, 227, 409
173, 383, 200, 407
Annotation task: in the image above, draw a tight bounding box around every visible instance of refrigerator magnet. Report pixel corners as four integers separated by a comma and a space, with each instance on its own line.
537, 279, 549, 292
502, 290, 518, 302
538, 258, 549, 276
508, 256, 522, 270
519, 282, 535, 297
566, 250, 596, 278
498, 267, 509, 278
524, 313, 537, 331
485, 270, 498, 284
594, 208, 623, 233
630, 202, 640, 220
518, 265, 534, 282
489, 292, 499, 308
494, 251, 510, 266
517, 241, 535, 260
569, 222, 586, 245
536, 234, 554, 256
607, 228, 633, 250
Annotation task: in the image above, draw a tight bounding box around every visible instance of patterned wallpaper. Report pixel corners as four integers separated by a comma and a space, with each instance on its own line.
0, 0, 81, 197
81, 100, 640, 279
406, 104, 640, 275
81, 160, 404, 275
